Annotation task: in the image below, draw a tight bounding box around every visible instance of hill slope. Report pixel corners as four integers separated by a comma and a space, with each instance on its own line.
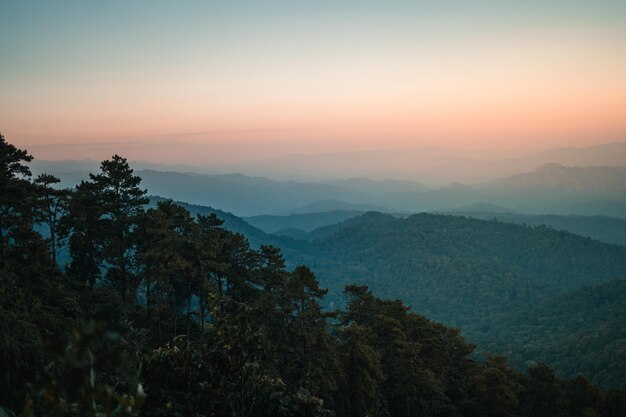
474, 279, 626, 388
277, 213, 626, 387
245, 210, 365, 233
140, 201, 626, 389
437, 211, 626, 247
288, 213, 626, 312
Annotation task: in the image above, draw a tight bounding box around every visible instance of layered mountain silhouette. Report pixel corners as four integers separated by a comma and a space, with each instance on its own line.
29, 142, 626, 217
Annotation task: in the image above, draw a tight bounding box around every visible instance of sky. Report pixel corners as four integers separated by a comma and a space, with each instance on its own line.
1, 0, 625, 164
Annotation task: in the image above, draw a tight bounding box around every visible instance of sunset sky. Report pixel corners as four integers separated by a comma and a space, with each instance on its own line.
1, 0, 625, 163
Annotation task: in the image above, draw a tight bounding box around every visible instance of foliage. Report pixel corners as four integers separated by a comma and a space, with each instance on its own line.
271, 212, 626, 388
1, 135, 625, 416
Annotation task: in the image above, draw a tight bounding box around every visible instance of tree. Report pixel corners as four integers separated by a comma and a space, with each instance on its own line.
468, 356, 522, 417
194, 213, 227, 332
338, 324, 385, 417
34, 174, 69, 265
62, 181, 105, 288
89, 155, 148, 302
137, 201, 196, 344
520, 364, 565, 417
0, 134, 43, 267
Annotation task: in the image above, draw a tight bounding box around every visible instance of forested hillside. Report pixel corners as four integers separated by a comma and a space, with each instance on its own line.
2, 135, 626, 416
437, 211, 626, 247
245, 210, 364, 233
126, 195, 626, 390
248, 208, 626, 246
474, 279, 626, 388
114, 192, 626, 390
271, 213, 626, 388
282, 212, 626, 309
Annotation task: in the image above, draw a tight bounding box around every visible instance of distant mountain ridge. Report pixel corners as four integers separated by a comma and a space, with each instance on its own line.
489, 164, 626, 195
437, 202, 515, 214
436, 211, 626, 247
225, 141, 626, 184
283, 199, 392, 215
245, 210, 365, 233
29, 149, 626, 217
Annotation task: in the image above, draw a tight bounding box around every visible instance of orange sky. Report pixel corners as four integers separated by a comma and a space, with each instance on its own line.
1, 1, 625, 162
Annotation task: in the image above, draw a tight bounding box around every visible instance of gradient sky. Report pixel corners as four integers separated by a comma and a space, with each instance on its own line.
1, 0, 625, 163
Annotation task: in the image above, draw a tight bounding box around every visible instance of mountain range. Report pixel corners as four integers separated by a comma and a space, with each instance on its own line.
29, 157, 626, 218
145, 199, 626, 388
223, 141, 626, 184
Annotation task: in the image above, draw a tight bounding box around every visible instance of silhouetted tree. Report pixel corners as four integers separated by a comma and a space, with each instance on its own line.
34, 174, 69, 265
90, 155, 148, 302
62, 180, 105, 288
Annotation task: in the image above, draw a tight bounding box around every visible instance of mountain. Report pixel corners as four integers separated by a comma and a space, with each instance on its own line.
274, 212, 626, 387
224, 146, 463, 183
245, 210, 365, 233
246, 165, 626, 217
27, 157, 626, 218
86, 194, 626, 388
284, 199, 392, 214
226, 142, 626, 185
30, 161, 403, 216
437, 211, 626, 247
363, 165, 626, 218
280, 213, 626, 319
474, 279, 626, 388
487, 164, 626, 196
138, 170, 372, 216
382, 183, 483, 212
438, 202, 515, 214
528, 142, 626, 167
476, 165, 626, 218
420, 142, 626, 186
271, 227, 311, 240
319, 177, 430, 193
28, 140, 626, 185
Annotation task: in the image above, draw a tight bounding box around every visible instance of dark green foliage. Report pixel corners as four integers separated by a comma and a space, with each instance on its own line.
33, 174, 68, 266
0, 133, 47, 268
291, 213, 626, 316
466, 356, 522, 417
1, 136, 625, 416
474, 279, 626, 388
62, 180, 104, 288
20, 322, 146, 417
90, 156, 148, 302
270, 212, 626, 388
440, 211, 626, 247
245, 210, 364, 234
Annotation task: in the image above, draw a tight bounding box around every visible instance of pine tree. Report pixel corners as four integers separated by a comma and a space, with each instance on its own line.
138, 201, 196, 343
34, 174, 69, 265
62, 180, 105, 288
90, 155, 148, 302
0, 133, 43, 267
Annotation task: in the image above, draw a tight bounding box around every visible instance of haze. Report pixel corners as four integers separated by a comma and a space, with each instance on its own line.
1, 0, 625, 167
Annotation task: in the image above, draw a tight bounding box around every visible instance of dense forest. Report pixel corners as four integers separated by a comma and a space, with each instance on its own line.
242, 208, 626, 247
438, 211, 626, 247
2, 134, 626, 416
131, 197, 626, 388
264, 213, 626, 388
474, 279, 626, 388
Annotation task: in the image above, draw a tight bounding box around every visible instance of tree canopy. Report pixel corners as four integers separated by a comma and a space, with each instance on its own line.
1, 134, 624, 417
